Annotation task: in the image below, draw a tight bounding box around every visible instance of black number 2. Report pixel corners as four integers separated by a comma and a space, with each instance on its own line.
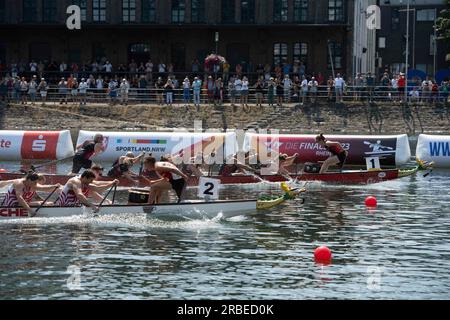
204, 183, 215, 195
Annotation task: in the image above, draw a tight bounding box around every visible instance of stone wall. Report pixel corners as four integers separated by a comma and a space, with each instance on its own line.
1, 100, 450, 136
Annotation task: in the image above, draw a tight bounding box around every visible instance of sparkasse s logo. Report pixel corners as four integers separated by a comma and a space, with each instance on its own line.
32, 135, 47, 152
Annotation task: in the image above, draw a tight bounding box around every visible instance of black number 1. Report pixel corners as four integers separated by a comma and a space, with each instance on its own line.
204, 183, 214, 195
370, 159, 376, 168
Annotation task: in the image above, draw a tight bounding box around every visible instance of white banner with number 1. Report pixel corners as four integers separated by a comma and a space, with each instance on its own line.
198, 177, 221, 200
366, 157, 381, 171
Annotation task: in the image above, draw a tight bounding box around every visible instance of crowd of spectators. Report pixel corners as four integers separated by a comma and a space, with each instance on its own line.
0, 59, 449, 107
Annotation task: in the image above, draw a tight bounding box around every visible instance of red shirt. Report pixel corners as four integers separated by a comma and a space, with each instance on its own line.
398, 77, 406, 88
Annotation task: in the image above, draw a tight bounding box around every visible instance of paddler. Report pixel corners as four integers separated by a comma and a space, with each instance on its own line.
107, 152, 145, 184
55, 170, 119, 210
0, 172, 61, 216
315, 134, 348, 174
141, 156, 189, 204
278, 153, 299, 176
71, 133, 105, 174
218, 153, 258, 177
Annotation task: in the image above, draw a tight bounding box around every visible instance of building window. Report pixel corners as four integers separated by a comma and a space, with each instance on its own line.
191, 0, 205, 23
391, 8, 399, 30
93, 0, 106, 22
417, 9, 436, 22
241, 0, 255, 23
328, 41, 343, 69
23, 0, 37, 23
122, 0, 136, 23
0, 0, 5, 23
172, 0, 185, 23
222, 0, 236, 23
72, 0, 87, 21
293, 42, 308, 65
42, 0, 57, 23
328, 0, 344, 22
273, 43, 288, 66
142, 0, 156, 23
274, 0, 288, 23
294, 0, 308, 23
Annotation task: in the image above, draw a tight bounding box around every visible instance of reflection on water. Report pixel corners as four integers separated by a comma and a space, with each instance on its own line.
1, 162, 450, 299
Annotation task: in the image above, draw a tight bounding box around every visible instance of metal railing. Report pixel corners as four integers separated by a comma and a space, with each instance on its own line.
2, 86, 449, 106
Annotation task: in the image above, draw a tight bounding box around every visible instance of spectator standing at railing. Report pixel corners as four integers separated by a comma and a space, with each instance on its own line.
28, 75, 37, 106
78, 78, 88, 105
421, 77, 431, 103
37, 78, 48, 106
155, 77, 164, 106
300, 76, 308, 105
276, 79, 284, 108
96, 76, 104, 91
398, 73, 406, 103
228, 76, 236, 108
223, 61, 230, 84
234, 76, 242, 107
183, 77, 191, 107
267, 77, 275, 108
19, 77, 28, 105
441, 80, 449, 103
354, 73, 364, 101
292, 76, 300, 103
316, 72, 324, 86
264, 64, 272, 82
138, 75, 147, 101
274, 65, 282, 79
58, 77, 68, 105
391, 75, 399, 102
60, 61, 67, 75
282, 63, 291, 77
108, 78, 118, 106
206, 76, 215, 105
380, 73, 391, 100
69, 77, 79, 105
11, 62, 18, 78
105, 61, 113, 74
255, 77, 264, 108
309, 77, 319, 103
335, 74, 345, 103
431, 80, 439, 104
241, 76, 250, 110
29, 60, 37, 73
71, 62, 79, 79
192, 59, 201, 75
283, 74, 292, 103
91, 61, 99, 73
164, 79, 174, 107
158, 62, 166, 78
214, 78, 224, 107
236, 64, 243, 78
193, 76, 202, 108
145, 60, 153, 82
120, 78, 130, 106
366, 72, 375, 101
129, 60, 138, 78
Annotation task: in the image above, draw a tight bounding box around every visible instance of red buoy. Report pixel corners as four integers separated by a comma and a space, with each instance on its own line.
365, 196, 378, 207
0, 168, 6, 173
314, 246, 332, 263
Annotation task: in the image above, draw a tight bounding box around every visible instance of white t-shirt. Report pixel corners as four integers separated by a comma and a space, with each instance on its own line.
96, 79, 103, 89
241, 80, 249, 90
308, 80, 318, 91
146, 62, 153, 72
283, 78, 292, 89
335, 77, 344, 88
158, 64, 166, 73
234, 79, 242, 91
183, 80, 190, 89
391, 78, 398, 89
301, 79, 308, 91
105, 63, 113, 73
30, 63, 37, 72
78, 82, 88, 94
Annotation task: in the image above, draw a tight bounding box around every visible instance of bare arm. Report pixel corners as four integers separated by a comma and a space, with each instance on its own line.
14, 184, 32, 210
93, 142, 105, 155
88, 179, 119, 193
36, 183, 61, 192
72, 184, 96, 208
0, 180, 15, 188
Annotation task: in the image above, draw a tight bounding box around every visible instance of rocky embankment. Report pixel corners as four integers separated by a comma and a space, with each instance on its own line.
1, 100, 450, 135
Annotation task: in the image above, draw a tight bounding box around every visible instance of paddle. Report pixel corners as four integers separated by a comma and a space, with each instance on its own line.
32, 186, 60, 216
112, 184, 118, 205
98, 184, 116, 208
30, 156, 74, 172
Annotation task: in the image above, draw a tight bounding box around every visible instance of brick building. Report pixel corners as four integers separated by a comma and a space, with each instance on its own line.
0, 0, 362, 78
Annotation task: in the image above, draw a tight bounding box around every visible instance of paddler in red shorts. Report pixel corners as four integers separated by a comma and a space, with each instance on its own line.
315, 134, 348, 174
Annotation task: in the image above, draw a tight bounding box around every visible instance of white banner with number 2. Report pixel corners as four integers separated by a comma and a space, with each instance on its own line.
366, 157, 381, 170
198, 177, 220, 200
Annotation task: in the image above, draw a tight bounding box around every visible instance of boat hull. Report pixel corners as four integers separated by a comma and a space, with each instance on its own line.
0, 200, 257, 220
0, 167, 417, 187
